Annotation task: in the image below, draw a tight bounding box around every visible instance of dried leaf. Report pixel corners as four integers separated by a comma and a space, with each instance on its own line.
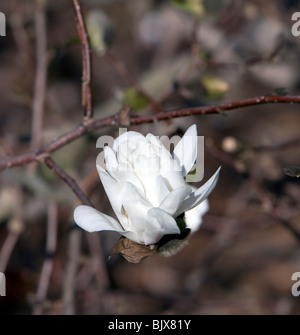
110, 237, 158, 263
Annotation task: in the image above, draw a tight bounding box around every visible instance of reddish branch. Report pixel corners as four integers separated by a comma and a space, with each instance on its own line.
1, 94, 300, 171
44, 156, 94, 207
72, 0, 93, 119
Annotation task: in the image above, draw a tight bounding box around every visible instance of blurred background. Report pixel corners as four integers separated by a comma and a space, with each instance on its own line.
1, 0, 300, 314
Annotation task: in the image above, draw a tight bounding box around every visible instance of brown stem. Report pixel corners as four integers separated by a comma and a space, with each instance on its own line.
72, 0, 93, 119
1, 94, 300, 171
44, 156, 93, 207
31, 2, 48, 151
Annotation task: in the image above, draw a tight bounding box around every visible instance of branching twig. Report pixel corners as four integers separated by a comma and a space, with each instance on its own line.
1, 94, 300, 171
72, 0, 93, 120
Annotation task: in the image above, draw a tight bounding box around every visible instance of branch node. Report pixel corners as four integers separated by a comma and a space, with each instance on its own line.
36, 152, 50, 163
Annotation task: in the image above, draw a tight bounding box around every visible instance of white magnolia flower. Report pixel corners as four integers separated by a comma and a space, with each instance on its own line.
74, 125, 220, 246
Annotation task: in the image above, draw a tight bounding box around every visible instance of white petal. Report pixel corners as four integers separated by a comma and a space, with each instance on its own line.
144, 207, 180, 245
139, 174, 170, 207
175, 167, 221, 216
184, 199, 209, 232
146, 133, 162, 149
159, 185, 192, 216
96, 166, 127, 226
103, 146, 118, 171
172, 124, 197, 176
113, 131, 145, 152
108, 167, 145, 197
160, 157, 187, 191
74, 205, 125, 233
122, 182, 152, 241
132, 154, 167, 206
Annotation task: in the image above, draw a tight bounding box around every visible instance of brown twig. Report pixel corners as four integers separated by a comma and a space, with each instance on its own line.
63, 228, 81, 315
0, 188, 24, 273
33, 201, 58, 315
44, 156, 93, 206
1, 94, 300, 171
0, 232, 19, 273
30, 1, 48, 150
72, 0, 93, 120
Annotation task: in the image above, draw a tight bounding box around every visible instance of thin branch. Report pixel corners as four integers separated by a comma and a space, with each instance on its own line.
43, 156, 93, 206
31, 1, 48, 150
72, 0, 93, 120
0, 232, 19, 273
33, 201, 58, 315
1, 94, 300, 171
129, 94, 300, 124
63, 228, 81, 315
0, 188, 24, 273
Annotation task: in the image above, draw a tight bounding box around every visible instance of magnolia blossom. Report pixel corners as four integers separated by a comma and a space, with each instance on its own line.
74, 125, 220, 246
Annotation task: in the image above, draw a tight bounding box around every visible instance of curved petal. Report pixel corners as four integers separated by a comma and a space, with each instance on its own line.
144, 207, 180, 245
74, 205, 125, 233
103, 146, 118, 172
122, 182, 152, 241
160, 157, 187, 191
175, 167, 221, 216
172, 124, 197, 176
184, 198, 209, 232
113, 131, 145, 152
108, 167, 145, 197
96, 165, 128, 226
159, 185, 192, 216
132, 154, 166, 206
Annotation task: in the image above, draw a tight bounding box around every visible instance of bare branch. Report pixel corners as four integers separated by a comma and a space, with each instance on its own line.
31, 1, 48, 150
1, 94, 300, 171
63, 228, 81, 315
44, 156, 93, 206
72, 0, 93, 120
